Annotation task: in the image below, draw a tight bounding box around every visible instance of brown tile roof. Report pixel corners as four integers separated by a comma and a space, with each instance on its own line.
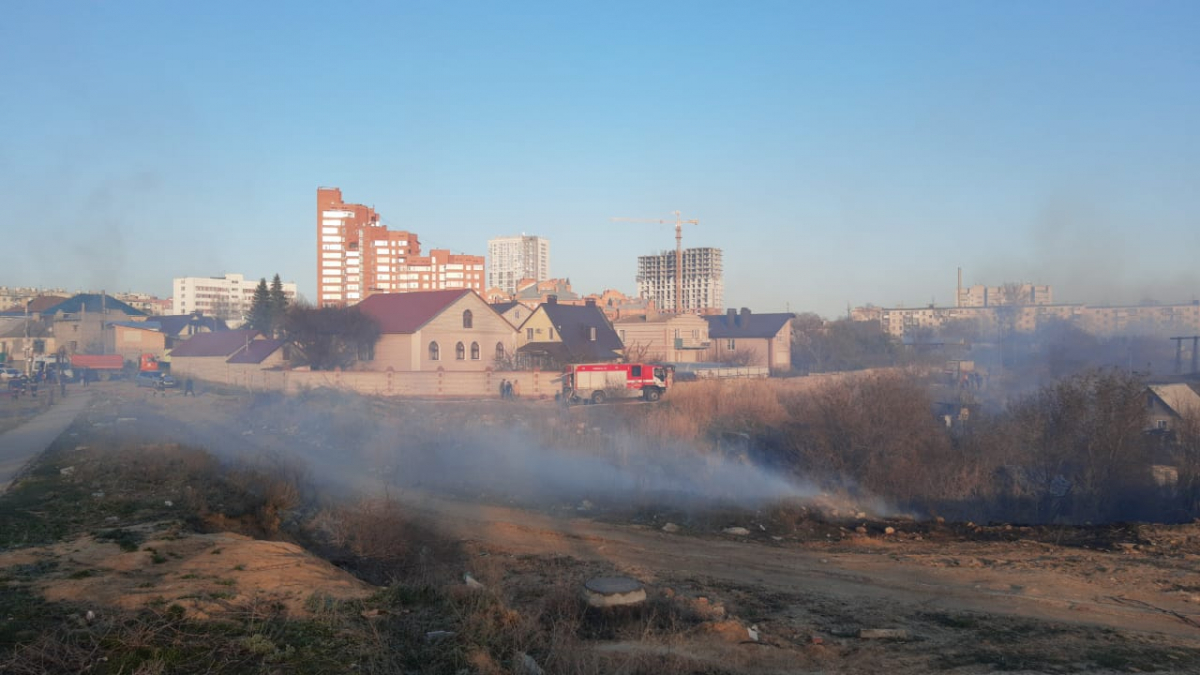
227, 339, 284, 364
169, 330, 261, 358
356, 290, 473, 334
0, 295, 70, 314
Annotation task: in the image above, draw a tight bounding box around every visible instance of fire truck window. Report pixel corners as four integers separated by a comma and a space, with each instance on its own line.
631, 366, 642, 377
654, 367, 665, 379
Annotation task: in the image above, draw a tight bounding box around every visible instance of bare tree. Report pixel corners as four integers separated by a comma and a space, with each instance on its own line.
1005, 369, 1151, 522
281, 303, 381, 371
622, 340, 656, 363
724, 346, 760, 367
791, 317, 899, 373
1169, 409, 1200, 516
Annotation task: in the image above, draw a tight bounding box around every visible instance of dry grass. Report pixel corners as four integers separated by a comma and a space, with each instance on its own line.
637, 379, 791, 443
0, 392, 52, 434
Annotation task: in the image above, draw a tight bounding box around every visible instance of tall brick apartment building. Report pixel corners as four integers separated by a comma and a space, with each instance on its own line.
316, 187, 484, 306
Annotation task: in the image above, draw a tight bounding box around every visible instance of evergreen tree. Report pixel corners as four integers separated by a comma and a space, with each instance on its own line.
248, 278, 272, 334
268, 274, 289, 336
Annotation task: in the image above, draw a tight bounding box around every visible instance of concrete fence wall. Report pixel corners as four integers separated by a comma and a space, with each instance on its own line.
175, 359, 565, 399
174, 360, 924, 400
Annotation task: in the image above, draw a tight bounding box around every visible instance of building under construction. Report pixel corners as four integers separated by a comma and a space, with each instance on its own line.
636, 247, 723, 314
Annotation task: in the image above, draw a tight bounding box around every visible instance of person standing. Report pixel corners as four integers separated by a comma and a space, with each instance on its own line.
184, 378, 195, 397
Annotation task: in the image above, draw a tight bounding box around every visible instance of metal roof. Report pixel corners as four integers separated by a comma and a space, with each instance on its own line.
356, 290, 473, 334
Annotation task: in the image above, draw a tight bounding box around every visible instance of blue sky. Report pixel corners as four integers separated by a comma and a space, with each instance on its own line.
1, 1, 1196, 317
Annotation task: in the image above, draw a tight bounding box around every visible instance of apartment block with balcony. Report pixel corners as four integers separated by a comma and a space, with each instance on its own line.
391, 249, 485, 295
317, 187, 422, 306
957, 283, 1053, 307
317, 187, 485, 303
636, 247, 723, 314
173, 274, 297, 326
487, 235, 549, 294
854, 301, 1200, 339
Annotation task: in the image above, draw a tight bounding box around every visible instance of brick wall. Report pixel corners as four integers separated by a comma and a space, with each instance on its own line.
177, 359, 565, 399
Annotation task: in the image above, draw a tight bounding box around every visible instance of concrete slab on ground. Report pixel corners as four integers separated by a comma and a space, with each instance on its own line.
0, 392, 91, 492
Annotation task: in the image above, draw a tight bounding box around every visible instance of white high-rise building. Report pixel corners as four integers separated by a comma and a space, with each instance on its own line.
173, 273, 297, 326
637, 247, 723, 314
487, 235, 550, 294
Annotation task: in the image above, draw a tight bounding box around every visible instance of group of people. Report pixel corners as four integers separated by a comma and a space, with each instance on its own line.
499, 378, 520, 399
6, 371, 66, 401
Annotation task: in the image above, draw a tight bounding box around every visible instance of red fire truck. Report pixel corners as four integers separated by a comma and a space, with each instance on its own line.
139, 353, 161, 372
562, 363, 673, 404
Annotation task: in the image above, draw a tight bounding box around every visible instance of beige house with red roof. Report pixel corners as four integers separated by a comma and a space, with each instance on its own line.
356, 289, 517, 372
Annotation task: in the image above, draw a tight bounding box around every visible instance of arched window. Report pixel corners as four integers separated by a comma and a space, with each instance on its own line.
462, 310, 473, 328
495, 342, 505, 361
428, 341, 440, 361
455, 342, 466, 360
470, 342, 480, 360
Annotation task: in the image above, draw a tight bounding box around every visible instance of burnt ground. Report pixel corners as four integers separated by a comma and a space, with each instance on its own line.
4, 381, 1200, 673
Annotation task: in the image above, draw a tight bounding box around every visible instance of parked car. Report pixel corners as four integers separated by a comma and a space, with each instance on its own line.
136, 372, 178, 388
0, 367, 21, 381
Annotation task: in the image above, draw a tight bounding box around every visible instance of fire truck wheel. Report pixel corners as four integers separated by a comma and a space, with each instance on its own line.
643, 388, 661, 402
591, 390, 606, 405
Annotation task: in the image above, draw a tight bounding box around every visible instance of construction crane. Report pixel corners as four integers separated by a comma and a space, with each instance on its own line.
612, 211, 698, 314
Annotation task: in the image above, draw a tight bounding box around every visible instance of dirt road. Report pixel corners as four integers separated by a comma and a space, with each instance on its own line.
397, 491, 1200, 643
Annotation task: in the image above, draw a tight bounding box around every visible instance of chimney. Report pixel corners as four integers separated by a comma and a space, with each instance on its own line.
547, 295, 558, 305
726, 308, 736, 327
585, 298, 596, 308
739, 307, 751, 327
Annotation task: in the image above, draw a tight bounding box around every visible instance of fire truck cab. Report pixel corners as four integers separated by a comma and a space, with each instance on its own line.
562, 362, 673, 405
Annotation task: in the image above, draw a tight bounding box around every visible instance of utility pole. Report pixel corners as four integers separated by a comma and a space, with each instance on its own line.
1171, 336, 1200, 375
23, 299, 30, 376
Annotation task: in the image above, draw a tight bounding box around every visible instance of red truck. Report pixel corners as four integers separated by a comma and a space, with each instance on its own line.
562, 363, 673, 404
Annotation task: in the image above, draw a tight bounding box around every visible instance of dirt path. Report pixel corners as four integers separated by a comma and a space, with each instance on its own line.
395, 491, 1200, 643
0, 389, 91, 492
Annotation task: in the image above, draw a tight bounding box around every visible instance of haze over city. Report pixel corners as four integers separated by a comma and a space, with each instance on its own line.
2, 1, 1197, 316
9, 4, 1200, 672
